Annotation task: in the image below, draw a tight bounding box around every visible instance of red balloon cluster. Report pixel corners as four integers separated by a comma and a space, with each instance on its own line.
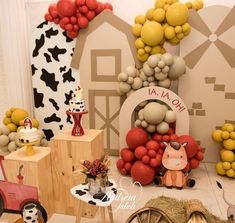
44, 0, 113, 39
116, 128, 204, 185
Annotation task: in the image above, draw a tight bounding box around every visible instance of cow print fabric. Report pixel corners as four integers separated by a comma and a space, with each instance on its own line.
71, 180, 117, 207
31, 21, 79, 140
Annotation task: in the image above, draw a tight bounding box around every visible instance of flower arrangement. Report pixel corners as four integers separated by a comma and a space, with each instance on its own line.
81, 155, 110, 180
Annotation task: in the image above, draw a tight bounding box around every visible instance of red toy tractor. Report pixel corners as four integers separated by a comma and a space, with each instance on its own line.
0, 156, 47, 222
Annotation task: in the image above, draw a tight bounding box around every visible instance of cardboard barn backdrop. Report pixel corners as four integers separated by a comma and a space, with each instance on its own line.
31, 11, 139, 155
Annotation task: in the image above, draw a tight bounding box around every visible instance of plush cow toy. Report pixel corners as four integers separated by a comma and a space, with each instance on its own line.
155, 141, 195, 189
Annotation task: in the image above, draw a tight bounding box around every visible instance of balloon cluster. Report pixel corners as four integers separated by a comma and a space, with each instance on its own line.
116, 128, 204, 185
135, 101, 176, 134
2, 108, 39, 132
117, 53, 186, 96
132, 0, 204, 62
212, 123, 235, 178
44, 0, 113, 39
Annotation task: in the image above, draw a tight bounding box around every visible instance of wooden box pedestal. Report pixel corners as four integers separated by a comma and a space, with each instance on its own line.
50, 129, 104, 218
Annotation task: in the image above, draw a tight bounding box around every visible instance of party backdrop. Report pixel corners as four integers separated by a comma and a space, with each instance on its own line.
31, 21, 78, 140
178, 5, 235, 162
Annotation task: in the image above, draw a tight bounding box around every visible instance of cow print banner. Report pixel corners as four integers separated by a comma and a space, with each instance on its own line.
31, 21, 79, 140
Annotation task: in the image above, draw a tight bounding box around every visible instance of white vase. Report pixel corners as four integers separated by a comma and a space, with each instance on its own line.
23, 203, 38, 223
88, 176, 107, 196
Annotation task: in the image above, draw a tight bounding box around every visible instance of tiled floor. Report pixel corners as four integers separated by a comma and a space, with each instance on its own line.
1, 157, 235, 223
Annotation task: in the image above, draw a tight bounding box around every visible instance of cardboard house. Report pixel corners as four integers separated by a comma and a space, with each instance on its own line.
71, 10, 141, 155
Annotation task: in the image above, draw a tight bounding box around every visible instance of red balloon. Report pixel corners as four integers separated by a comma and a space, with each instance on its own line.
197, 145, 203, 152
53, 18, 60, 24
80, 5, 89, 14
150, 158, 158, 167
67, 30, 78, 39
126, 128, 148, 150
120, 168, 128, 176
77, 16, 89, 28
75, 0, 86, 6
65, 23, 73, 31
148, 150, 156, 158
155, 154, 162, 166
51, 10, 59, 18
142, 155, 150, 164
177, 135, 198, 158
167, 128, 175, 135
48, 4, 57, 14
70, 16, 77, 24
116, 159, 125, 169
86, 10, 96, 20
146, 140, 159, 151
86, 0, 98, 10
95, 2, 104, 14
57, 0, 76, 18
124, 162, 133, 172
170, 134, 178, 141
162, 135, 170, 142
158, 149, 164, 155
153, 133, 162, 142
104, 3, 113, 11
120, 148, 135, 162
159, 142, 166, 149
59, 17, 69, 29
196, 151, 204, 161
134, 146, 147, 160
189, 158, 200, 169
73, 24, 80, 31
45, 13, 53, 22
131, 161, 155, 185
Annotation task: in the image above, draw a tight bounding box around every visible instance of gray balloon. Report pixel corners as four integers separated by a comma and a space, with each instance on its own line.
168, 56, 186, 80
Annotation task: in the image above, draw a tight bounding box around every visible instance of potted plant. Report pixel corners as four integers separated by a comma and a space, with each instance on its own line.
81, 155, 110, 196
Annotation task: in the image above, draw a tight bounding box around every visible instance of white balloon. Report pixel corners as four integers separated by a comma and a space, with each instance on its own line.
143, 102, 166, 124
168, 56, 186, 80
156, 122, 169, 134
155, 72, 168, 81
143, 63, 154, 76
125, 66, 137, 77
164, 110, 176, 123
118, 72, 128, 82
158, 78, 171, 88
161, 53, 174, 65
147, 55, 160, 68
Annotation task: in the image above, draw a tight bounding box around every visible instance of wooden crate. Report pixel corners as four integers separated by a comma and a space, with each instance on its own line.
2, 147, 54, 217
50, 129, 104, 218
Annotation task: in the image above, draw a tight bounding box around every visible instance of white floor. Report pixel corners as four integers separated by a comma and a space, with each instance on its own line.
1, 157, 235, 223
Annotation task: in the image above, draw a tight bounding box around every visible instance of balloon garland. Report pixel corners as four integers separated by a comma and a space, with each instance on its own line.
44, 0, 113, 39
132, 0, 204, 62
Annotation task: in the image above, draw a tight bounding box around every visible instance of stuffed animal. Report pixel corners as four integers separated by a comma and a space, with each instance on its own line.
155, 141, 195, 189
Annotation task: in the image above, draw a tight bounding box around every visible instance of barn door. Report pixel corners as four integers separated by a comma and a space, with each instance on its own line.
89, 90, 124, 155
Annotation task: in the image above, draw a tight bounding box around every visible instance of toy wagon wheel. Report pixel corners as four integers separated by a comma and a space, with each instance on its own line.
0, 195, 4, 217
125, 207, 174, 223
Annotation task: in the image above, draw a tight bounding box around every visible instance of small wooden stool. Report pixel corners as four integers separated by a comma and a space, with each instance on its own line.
71, 179, 117, 223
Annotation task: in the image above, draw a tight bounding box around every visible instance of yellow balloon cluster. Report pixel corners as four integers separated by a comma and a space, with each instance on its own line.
212, 123, 235, 178
132, 0, 204, 62
2, 107, 40, 132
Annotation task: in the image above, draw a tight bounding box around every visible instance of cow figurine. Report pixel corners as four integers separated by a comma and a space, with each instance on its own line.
155, 141, 195, 189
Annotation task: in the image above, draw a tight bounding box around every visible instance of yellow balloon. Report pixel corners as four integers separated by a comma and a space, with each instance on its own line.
212, 129, 223, 143
155, 0, 165, 9
153, 8, 165, 22
135, 38, 145, 49
215, 162, 226, 175
144, 46, 152, 53
175, 25, 182, 33
223, 139, 235, 150
146, 8, 155, 20
7, 123, 17, 132
169, 36, 180, 44
141, 21, 164, 46
135, 15, 146, 25
182, 23, 191, 33
150, 45, 162, 54
166, 3, 189, 26
192, 0, 204, 10
177, 33, 184, 40
132, 24, 142, 37
165, 26, 176, 39
185, 1, 192, 9
3, 117, 11, 125
138, 48, 145, 56
137, 53, 149, 62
